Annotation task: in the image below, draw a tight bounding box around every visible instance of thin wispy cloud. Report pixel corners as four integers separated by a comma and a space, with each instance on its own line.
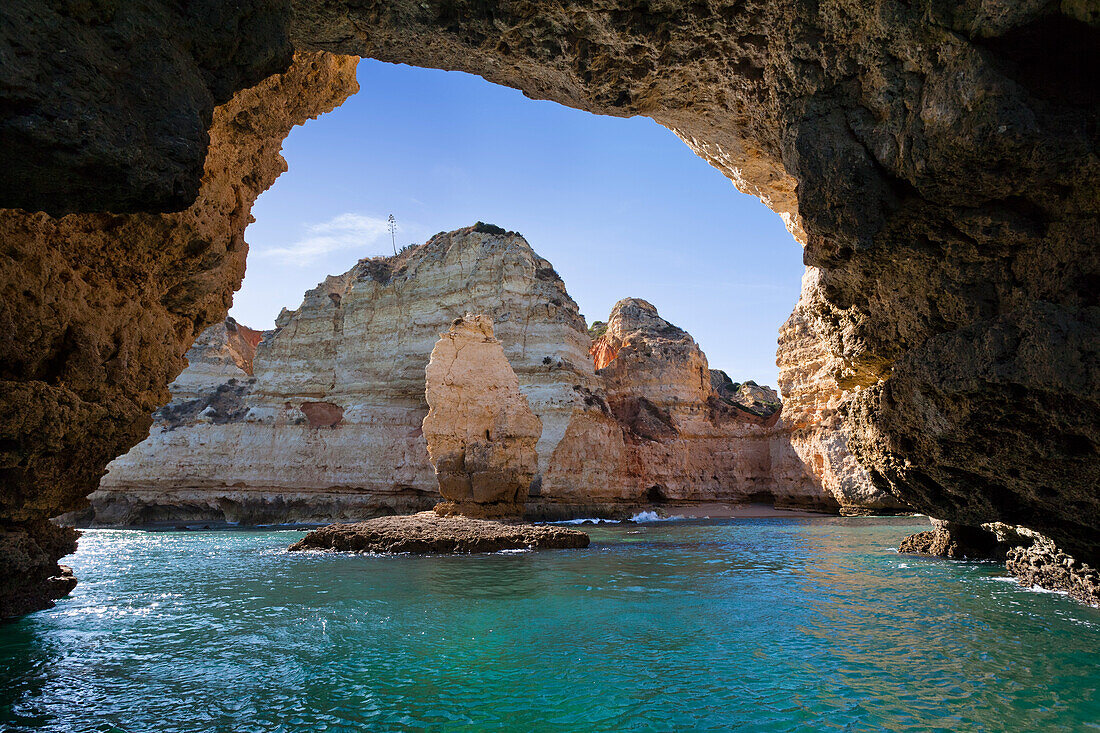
259, 213, 391, 265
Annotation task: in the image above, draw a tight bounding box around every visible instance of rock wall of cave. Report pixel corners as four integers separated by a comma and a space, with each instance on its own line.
0, 51, 359, 615
0, 1, 1097, 614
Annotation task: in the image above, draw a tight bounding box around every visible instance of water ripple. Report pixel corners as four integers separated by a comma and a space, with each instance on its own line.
1, 519, 1098, 731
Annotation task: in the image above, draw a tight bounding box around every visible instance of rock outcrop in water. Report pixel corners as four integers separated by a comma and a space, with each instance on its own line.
91, 228, 853, 524
900, 520, 1100, 607
1006, 538, 1100, 609
0, 522, 78, 619
423, 315, 543, 518
289, 511, 589, 554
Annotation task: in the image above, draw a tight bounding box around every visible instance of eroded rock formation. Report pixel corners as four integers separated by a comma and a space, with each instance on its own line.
0, 51, 358, 614
900, 519, 1100, 606
0, 522, 78, 618
1007, 537, 1100, 608
295, 0, 1100, 569
776, 270, 909, 515
2, 1, 1098, 610
91, 226, 597, 523
92, 228, 838, 524
423, 315, 543, 518
586, 297, 834, 511
897, 519, 1022, 561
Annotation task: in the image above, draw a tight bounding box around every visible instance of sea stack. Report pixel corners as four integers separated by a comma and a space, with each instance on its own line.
291, 316, 587, 553
423, 315, 543, 518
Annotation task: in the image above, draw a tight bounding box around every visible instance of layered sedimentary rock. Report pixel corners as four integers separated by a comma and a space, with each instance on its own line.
289, 512, 589, 554
293, 0, 1100, 575
0, 51, 358, 614
423, 315, 543, 518
583, 298, 835, 511
93, 230, 847, 524
776, 270, 909, 515
92, 226, 601, 523
171, 317, 263, 397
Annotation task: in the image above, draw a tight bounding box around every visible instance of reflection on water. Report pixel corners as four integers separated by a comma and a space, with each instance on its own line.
1, 519, 1098, 731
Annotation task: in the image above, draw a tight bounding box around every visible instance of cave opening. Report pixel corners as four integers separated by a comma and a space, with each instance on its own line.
231, 58, 805, 390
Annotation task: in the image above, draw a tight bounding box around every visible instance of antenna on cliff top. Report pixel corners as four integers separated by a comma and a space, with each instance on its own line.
387, 214, 397, 255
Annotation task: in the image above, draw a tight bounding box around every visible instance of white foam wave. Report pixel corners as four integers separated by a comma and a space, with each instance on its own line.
629, 511, 685, 523
990, 576, 1071, 596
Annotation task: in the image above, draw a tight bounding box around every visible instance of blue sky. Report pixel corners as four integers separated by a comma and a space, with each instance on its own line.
232, 59, 805, 387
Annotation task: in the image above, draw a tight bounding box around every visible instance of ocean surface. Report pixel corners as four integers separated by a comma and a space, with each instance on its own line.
2, 517, 1098, 732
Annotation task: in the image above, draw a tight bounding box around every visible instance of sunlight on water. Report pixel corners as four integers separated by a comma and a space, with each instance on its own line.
2, 518, 1098, 731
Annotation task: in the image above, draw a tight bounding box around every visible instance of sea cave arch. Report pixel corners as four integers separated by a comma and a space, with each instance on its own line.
1, 1, 1097, 616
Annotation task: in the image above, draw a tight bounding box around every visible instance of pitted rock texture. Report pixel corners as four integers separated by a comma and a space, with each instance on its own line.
423, 315, 543, 518
897, 520, 1023, 561
91, 227, 599, 524
0, 521, 79, 619
0, 52, 358, 611
1007, 536, 1100, 608
288, 512, 589, 554
776, 269, 909, 515
900, 518, 1100, 607
587, 298, 834, 512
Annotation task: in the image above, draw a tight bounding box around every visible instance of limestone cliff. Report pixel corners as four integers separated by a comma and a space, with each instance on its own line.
92, 225, 601, 524
775, 270, 909, 515
4, 2, 1099, 617
91, 229, 862, 524
423, 315, 543, 518
584, 298, 834, 511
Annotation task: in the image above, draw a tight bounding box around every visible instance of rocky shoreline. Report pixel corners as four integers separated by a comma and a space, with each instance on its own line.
288, 512, 589, 554
899, 520, 1100, 608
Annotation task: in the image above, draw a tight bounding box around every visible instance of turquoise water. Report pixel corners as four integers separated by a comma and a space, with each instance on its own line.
2, 518, 1098, 731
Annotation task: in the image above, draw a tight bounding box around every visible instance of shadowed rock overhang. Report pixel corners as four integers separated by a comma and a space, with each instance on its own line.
0, 1, 1097, 615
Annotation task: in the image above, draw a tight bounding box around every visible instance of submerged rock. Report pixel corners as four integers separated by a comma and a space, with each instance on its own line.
423, 315, 543, 518
288, 512, 589, 554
